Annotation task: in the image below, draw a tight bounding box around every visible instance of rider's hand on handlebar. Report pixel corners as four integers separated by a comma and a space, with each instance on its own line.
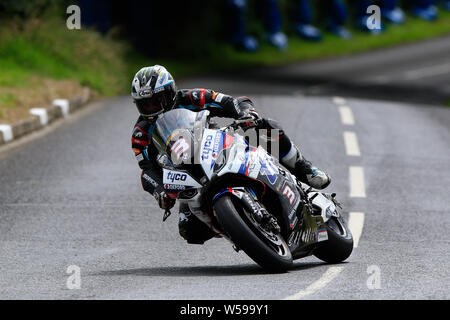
235, 110, 262, 129
239, 109, 260, 121
247, 110, 260, 121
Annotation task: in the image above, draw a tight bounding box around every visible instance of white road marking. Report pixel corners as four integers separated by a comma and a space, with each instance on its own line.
343, 131, 361, 156
349, 166, 366, 198
283, 267, 344, 300
403, 62, 450, 81
348, 212, 365, 248
333, 96, 347, 105
338, 106, 355, 125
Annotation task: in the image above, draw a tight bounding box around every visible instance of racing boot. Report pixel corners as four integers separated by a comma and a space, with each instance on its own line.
280, 144, 331, 190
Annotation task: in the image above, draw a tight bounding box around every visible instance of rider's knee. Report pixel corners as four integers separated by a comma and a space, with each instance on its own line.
178, 205, 215, 245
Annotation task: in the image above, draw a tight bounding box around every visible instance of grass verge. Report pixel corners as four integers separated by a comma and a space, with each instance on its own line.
0, 16, 149, 123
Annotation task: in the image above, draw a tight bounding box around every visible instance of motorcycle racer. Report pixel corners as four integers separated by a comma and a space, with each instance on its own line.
131, 65, 330, 244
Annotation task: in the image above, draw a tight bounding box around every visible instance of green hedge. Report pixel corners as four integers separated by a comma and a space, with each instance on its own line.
0, 0, 67, 18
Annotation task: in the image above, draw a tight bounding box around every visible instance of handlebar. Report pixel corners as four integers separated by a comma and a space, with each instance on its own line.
227, 118, 263, 131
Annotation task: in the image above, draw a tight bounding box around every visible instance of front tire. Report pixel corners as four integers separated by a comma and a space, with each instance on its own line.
214, 195, 293, 273
313, 216, 353, 263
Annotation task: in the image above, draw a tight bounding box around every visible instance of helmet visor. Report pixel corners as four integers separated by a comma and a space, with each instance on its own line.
135, 95, 164, 117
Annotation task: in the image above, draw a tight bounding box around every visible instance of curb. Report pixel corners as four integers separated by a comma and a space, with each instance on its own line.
0, 87, 91, 145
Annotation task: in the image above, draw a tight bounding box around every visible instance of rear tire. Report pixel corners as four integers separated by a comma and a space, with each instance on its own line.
313, 216, 353, 263
214, 195, 293, 273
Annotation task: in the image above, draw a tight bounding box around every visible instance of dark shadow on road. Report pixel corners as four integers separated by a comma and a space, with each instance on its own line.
93, 261, 327, 277
186, 72, 449, 106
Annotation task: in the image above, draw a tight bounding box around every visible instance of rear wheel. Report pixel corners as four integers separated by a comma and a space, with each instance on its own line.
214, 195, 293, 273
313, 216, 353, 263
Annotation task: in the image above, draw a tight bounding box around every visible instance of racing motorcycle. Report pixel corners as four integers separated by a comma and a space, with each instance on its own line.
152, 108, 353, 272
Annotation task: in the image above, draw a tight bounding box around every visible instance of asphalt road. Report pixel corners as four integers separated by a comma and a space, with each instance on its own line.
191, 34, 450, 105
0, 83, 449, 299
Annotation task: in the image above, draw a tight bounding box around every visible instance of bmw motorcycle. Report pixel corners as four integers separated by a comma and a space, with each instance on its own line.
152, 108, 353, 272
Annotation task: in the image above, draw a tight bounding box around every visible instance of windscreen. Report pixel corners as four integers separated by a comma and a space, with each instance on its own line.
152, 109, 206, 165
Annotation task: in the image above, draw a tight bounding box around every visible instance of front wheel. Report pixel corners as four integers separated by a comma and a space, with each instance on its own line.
313, 216, 353, 263
214, 195, 293, 273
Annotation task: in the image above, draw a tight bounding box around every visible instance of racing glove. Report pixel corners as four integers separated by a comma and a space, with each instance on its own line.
235, 96, 262, 128
154, 190, 176, 210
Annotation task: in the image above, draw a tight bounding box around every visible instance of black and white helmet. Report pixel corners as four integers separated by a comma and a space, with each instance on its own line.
131, 65, 177, 119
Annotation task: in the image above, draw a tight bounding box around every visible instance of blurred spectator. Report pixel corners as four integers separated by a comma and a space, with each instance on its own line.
411, 0, 439, 20
379, 0, 405, 24
226, 0, 287, 51
293, 0, 323, 41
259, 0, 288, 50
318, 0, 352, 39
227, 0, 259, 51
